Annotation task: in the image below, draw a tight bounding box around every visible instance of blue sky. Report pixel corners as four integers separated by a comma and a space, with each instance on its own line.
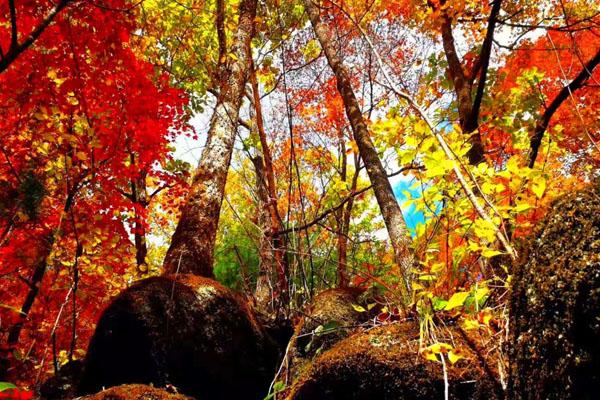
393, 178, 426, 234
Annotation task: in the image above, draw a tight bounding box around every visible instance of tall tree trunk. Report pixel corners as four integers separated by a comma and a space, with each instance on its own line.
163, 0, 258, 276
303, 0, 411, 300
249, 63, 289, 302
251, 155, 276, 309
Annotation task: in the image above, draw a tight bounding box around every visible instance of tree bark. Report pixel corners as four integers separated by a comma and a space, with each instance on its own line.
163, 0, 258, 276
303, 0, 411, 300
251, 155, 276, 309
335, 133, 359, 287
131, 172, 148, 272
438, 0, 503, 165
3, 185, 78, 368
249, 63, 289, 301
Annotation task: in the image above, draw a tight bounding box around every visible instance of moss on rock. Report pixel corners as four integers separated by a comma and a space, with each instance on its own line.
78, 275, 279, 400
287, 321, 500, 400
508, 181, 600, 399
79, 384, 192, 400
287, 288, 365, 380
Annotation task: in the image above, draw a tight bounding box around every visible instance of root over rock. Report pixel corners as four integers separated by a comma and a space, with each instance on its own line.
508, 181, 600, 399
287, 321, 500, 400
79, 384, 191, 400
78, 275, 279, 400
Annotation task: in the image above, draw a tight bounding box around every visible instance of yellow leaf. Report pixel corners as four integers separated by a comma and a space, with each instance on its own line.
423, 351, 440, 362
445, 291, 470, 310
448, 349, 464, 364
426, 342, 453, 354
474, 287, 489, 302
302, 39, 321, 61
352, 304, 366, 312
462, 318, 480, 330
481, 248, 503, 258
423, 351, 439, 362
532, 178, 546, 199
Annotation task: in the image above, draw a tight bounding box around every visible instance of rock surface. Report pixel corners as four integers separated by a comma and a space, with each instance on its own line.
79, 384, 191, 400
287, 321, 500, 400
78, 275, 279, 400
287, 288, 365, 380
508, 181, 600, 399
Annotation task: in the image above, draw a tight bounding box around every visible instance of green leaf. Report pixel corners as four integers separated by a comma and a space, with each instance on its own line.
0, 383, 17, 392
322, 321, 339, 332
432, 297, 448, 311
263, 381, 286, 400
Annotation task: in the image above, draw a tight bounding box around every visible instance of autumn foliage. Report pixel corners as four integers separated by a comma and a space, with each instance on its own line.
0, 0, 599, 397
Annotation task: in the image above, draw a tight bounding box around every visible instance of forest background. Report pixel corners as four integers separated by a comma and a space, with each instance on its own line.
0, 0, 598, 389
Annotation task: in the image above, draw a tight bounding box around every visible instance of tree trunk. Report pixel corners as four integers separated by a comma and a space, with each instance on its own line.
6, 233, 55, 349
163, 0, 258, 276
438, 0, 502, 165
249, 64, 289, 302
251, 155, 276, 309
303, 0, 411, 300
131, 172, 148, 272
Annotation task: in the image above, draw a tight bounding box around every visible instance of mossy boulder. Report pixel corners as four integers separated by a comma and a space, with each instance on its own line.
79, 384, 191, 400
287, 321, 500, 400
287, 288, 365, 380
78, 275, 280, 400
508, 181, 600, 399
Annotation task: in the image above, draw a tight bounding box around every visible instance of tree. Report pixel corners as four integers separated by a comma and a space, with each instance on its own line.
303, 0, 412, 301
162, 0, 258, 277
0, 0, 186, 382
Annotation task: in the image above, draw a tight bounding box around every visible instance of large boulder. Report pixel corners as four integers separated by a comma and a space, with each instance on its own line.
78, 275, 280, 400
287, 321, 501, 400
508, 181, 600, 399
79, 384, 191, 400
287, 288, 365, 380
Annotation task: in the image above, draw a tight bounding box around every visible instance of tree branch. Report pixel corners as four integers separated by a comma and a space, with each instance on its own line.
470, 0, 502, 125
528, 48, 600, 167
273, 165, 423, 237
8, 0, 18, 50
0, 0, 72, 74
